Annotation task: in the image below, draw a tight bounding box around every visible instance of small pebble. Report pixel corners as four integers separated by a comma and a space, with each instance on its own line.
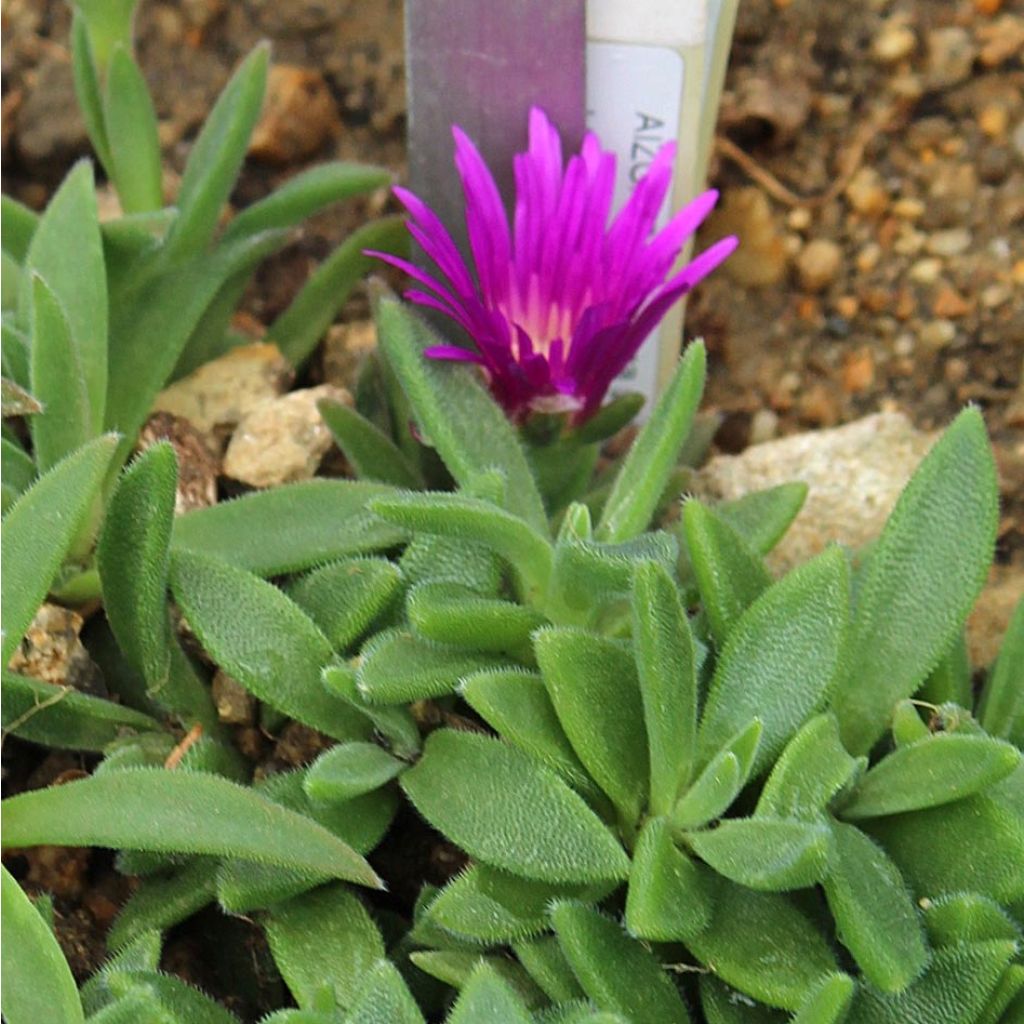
844, 167, 888, 217
1012, 119, 1024, 159
892, 197, 925, 220
749, 409, 779, 445
894, 333, 916, 357
856, 243, 882, 273
835, 295, 860, 318
920, 319, 957, 349
872, 19, 916, 64
796, 238, 843, 292
932, 286, 971, 319
944, 358, 969, 386
925, 27, 976, 88
926, 227, 972, 257
841, 347, 875, 394
979, 105, 1008, 139
893, 226, 926, 256
909, 257, 943, 284
981, 283, 1012, 308
977, 145, 1011, 185
786, 207, 812, 231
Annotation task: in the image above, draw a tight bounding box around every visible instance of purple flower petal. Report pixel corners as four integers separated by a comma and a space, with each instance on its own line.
371, 107, 735, 421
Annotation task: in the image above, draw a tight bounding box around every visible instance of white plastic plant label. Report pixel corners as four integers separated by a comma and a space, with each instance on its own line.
585, 41, 685, 409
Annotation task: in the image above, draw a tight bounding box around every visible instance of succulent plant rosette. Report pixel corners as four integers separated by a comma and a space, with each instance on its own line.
1, 6, 1022, 1024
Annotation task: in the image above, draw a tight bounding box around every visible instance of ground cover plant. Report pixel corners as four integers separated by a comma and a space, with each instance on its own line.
2, 3, 1023, 1023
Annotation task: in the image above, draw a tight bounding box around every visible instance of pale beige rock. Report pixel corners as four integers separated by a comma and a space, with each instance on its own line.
796, 239, 843, 292
152, 342, 292, 450
223, 384, 352, 488
967, 566, 1024, 669
872, 19, 916, 64
690, 412, 936, 574
8, 603, 101, 693
703, 187, 788, 288
322, 319, 378, 391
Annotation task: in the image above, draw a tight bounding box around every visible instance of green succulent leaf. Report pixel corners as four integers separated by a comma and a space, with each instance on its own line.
699, 977, 785, 1023
107, 858, 218, 952
225, 162, 392, 240
686, 817, 833, 891
105, 227, 287, 461
845, 940, 1014, 1024
672, 719, 762, 830
425, 865, 596, 945
460, 668, 594, 793
921, 892, 1022, 948
28, 275, 92, 472
863, 781, 1024, 906
172, 480, 404, 576
756, 714, 862, 821
1, 194, 39, 263
552, 530, 679, 616
400, 730, 629, 884
714, 481, 809, 556
170, 549, 371, 740
164, 44, 268, 259
2, 768, 381, 887
1, 434, 117, 664
407, 581, 545, 654
98, 444, 174, 690
304, 742, 405, 802
597, 340, 705, 543
822, 821, 928, 992
697, 546, 850, 778
370, 491, 552, 602
344, 959, 426, 1024
687, 882, 838, 1010
839, 734, 1020, 820
24, 160, 107, 431
791, 973, 856, 1024
410, 951, 542, 1007
289, 557, 403, 651
357, 628, 503, 704
373, 294, 547, 532
104, 45, 163, 214
322, 664, 421, 759
625, 816, 713, 941
1, 864, 84, 1024
1, 437, 34, 511
631, 561, 698, 814
80, 932, 163, 1017
269, 216, 409, 367
978, 596, 1024, 741
319, 397, 425, 488
535, 627, 648, 821
265, 883, 385, 1011
513, 937, 584, 1003
215, 770, 397, 913
102, 970, 240, 1024
919, 632, 972, 707
550, 901, 692, 1024
834, 408, 998, 754
682, 499, 772, 646
445, 963, 533, 1024
1, 672, 161, 751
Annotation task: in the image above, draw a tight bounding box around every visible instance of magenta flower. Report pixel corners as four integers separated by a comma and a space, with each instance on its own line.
373, 107, 737, 421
